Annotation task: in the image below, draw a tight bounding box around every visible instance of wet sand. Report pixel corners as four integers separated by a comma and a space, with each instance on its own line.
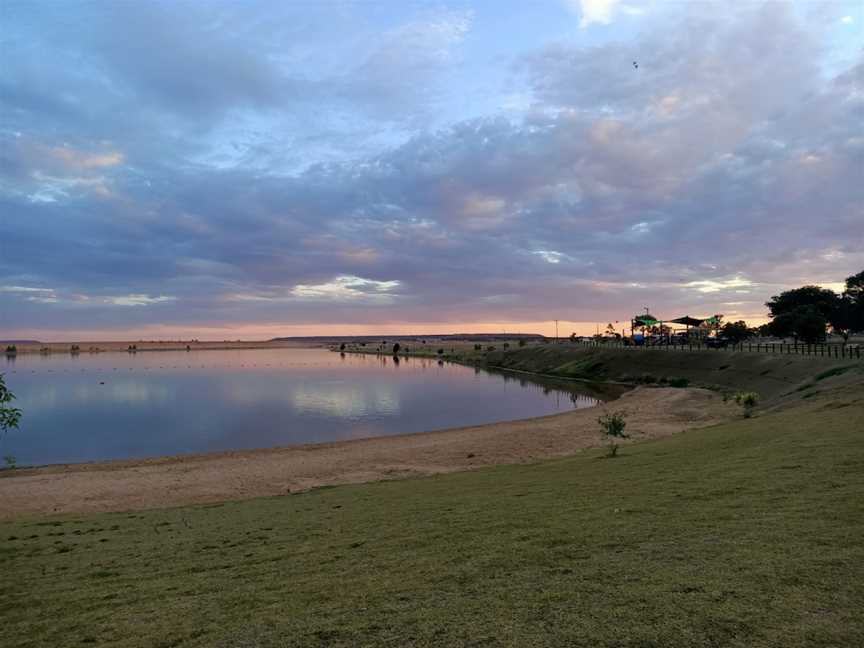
0, 387, 735, 518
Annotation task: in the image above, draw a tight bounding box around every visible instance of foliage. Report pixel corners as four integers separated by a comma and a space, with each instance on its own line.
518, 339, 526, 347
392, 342, 400, 355
769, 306, 827, 343
836, 270, 864, 336
721, 320, 752, 344
597, 410, 628, 457
763, 279, 864, 339
3, 454, 16, 469
734, 391, 760, 417
4, 345, 17, 354
474, 344, 482, 351
339, 343, 346, 351
766, 285, 838, 320
1, 374, 22, 437
436, 348, 444, 355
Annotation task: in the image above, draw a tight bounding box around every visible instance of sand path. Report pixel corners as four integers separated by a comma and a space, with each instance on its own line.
0, 387, 735, 518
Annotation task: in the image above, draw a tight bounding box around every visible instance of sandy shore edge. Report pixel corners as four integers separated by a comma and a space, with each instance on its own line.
0, 387, 736, 518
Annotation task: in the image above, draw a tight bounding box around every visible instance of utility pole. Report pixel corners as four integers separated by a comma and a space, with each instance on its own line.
554, 319, 559, 342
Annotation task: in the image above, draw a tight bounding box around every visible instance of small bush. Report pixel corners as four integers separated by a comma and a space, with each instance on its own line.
598, 411, 629, 457
437, 348, 444, 355
734, 391, 760, 417
474, 344, 482, 351
392, 343, 400, 355
518, 339, 526, 347
668, 377, 689, 388
486, 346, 496, 352
339, 343, 346, 351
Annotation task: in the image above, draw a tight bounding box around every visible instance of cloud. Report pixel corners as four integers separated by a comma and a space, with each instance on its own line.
1, 1, 862, 336
565, 0, 623, 27
104, 295, 176, 307
290, 276, 402, 302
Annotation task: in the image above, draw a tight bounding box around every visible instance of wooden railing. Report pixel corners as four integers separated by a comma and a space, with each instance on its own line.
565, 339, 862, 360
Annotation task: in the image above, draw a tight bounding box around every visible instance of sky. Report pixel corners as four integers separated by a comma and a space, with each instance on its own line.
1, 0, 862, 340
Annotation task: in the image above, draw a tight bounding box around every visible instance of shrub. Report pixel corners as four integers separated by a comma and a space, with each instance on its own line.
437, 348, 444, 355
392, 342, 400, 355
1, 374, 22, 445
668, 377, 689, 388
486, 346, 496, 352
474, 344, 482, 351
518, 339, 526, 347
503, 343, 510, 349
734, 391, 760, 417
598, 411, 628, 457
339, 343, 346, 351
4, 345, 16, 355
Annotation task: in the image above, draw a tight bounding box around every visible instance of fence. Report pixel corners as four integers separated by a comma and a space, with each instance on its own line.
569, 339, 862, 360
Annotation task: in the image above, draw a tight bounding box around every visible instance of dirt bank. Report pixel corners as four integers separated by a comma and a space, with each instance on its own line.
0, 387, 735, 518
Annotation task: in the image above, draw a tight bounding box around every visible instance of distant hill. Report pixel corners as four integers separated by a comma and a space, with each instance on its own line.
271, 333, 547, 343
0, 340, 40, 344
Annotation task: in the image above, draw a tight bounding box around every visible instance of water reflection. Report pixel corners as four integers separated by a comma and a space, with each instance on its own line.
1, 348, 615, 466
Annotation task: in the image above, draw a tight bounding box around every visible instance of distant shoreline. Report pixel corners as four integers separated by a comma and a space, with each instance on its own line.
2, 340, 319, 356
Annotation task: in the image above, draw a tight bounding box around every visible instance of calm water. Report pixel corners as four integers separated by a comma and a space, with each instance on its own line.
1, 348, 610, 466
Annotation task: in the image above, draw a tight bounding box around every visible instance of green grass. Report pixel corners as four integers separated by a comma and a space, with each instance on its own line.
2, 397, 863, 647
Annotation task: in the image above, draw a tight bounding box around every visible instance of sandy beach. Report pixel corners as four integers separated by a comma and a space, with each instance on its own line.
0, 386, 735, 518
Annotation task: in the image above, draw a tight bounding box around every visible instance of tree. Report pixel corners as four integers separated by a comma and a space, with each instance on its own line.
597, 411, 628, 458
766, 285, 838, 320
843, 270, 864, 303
766, 286, 839, 342
721, 320, 751, 344
839, 270, 864, 336
1, 374, 22, 438
392, 342, 400, 355
770, 306, 827, 343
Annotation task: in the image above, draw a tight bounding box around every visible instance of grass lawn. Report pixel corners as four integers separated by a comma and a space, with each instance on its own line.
2, 397, 863, 647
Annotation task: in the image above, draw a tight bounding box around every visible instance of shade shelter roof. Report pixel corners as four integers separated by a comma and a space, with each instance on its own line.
633, 315, 659, 327
669, 316, 704, 327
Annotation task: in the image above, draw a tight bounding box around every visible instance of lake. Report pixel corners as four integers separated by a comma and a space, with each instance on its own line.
1, 348, 612, 466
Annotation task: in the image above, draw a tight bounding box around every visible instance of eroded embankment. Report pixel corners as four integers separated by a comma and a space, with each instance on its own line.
474, 345, 861, 401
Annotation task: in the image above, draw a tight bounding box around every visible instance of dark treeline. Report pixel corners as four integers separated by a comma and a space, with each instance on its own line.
752, 270, 863, 344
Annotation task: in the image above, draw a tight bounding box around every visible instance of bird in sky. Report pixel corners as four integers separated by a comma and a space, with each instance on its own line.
633, 61, 638, 69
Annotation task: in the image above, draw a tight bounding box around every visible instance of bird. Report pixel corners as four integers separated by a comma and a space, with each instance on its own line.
633, 61, 638, 69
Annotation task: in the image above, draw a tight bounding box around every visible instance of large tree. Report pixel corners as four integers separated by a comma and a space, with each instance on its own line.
766, 285, 839, 320
840, 270, 864, 335
765, 285, 841, 342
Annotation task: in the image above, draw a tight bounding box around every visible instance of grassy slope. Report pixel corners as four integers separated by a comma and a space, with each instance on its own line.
3, 381, 863, 647
348, 342, 856, 400
474, 346, 857, 400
